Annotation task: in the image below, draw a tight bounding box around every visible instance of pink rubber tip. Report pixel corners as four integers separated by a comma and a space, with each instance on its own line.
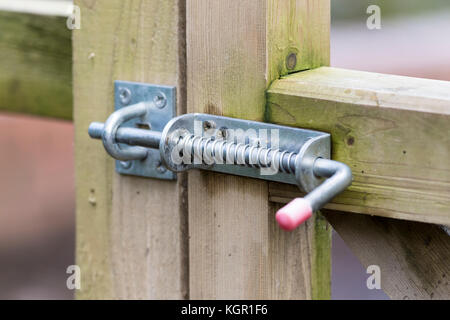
276, 198, 313, 231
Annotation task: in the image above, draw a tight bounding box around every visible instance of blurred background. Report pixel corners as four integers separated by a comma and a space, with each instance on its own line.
0, 0, 449, 299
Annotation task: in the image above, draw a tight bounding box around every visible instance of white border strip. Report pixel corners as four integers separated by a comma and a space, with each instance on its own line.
0, 0, 73, 17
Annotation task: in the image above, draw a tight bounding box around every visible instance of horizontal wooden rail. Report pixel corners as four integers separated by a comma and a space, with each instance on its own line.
0, 11, 72, 120
267, 67, 450, 225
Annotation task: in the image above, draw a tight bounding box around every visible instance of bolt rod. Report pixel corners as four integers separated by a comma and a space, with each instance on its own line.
89, 123, 300, 173
308, 158, 352, 212
88, 124, 352, 207
176, 135, 352, 210
89, 122, 162, 149
89, 119, 352, 231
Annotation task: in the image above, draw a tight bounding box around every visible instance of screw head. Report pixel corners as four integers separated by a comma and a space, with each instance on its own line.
119, 87, 132, 105
203, 120, 216, 131
119, 161, 132, 169
153, 93, 167, 109
156, 161, 167, 174
217, 127, 228, 140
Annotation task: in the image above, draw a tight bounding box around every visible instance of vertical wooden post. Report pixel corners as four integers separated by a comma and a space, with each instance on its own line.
74, 0, 187, 299
187, 0, 331, 299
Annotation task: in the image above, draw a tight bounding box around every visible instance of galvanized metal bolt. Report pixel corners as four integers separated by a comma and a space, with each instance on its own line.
119, 87, 132, 105
119, 160, 132, 169
153, 93, 167, 109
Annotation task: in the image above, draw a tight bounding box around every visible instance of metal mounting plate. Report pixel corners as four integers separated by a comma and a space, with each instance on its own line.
114, 80, 176, 180
160, 113, 330, 187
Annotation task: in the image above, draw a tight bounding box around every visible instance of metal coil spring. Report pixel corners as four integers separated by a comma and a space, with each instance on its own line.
175, 134, 298, 174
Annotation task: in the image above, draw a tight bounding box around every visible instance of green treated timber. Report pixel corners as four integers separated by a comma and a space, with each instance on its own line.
0, 11, 72, 120
267, 67, 450, 225
187, 0, 331, 299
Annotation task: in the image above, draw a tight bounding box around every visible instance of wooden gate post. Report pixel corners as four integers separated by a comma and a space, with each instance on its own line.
74, 0, 187, 299
187, 0, 331, 299
266, 67, 450, 299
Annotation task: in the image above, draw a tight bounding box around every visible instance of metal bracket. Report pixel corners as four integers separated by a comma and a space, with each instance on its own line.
113, 81, 176, 179
159, 113, 330, 191
88, 81, 352, 231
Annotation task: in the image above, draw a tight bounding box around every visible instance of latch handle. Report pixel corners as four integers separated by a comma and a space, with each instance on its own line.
276, 158, 352, 230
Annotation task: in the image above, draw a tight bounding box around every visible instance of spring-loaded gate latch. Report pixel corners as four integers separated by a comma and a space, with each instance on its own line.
88, 81, 352, 231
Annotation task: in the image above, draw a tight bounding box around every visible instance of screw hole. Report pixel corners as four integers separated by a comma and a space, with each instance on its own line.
119, 87, 132, 105
203, 121, 216, 131
218, 127, 228, 139
153, 93, 167, 109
